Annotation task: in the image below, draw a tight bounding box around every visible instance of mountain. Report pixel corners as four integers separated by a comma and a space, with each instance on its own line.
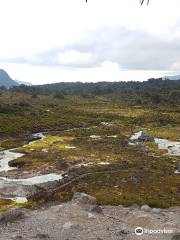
0, 69, 19, 88
162, 75, 180, 80
15, 80, 32, 86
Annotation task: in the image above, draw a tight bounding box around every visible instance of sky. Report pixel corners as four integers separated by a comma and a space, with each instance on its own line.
0, 0, 180, 84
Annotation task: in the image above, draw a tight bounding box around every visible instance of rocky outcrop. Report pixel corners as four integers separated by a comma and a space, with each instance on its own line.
0, 208, 27, 223
0, 193, 179, 240
72, 192, 97, 205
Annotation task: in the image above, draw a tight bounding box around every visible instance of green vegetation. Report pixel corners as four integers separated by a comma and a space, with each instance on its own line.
145, 126, 180, 141
0, 198, 35, 213
0, 79, 180, 209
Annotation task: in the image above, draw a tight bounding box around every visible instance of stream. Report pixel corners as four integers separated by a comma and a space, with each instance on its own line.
129, 131, 180, 174
0, 133, 63, 203
129, 130, 180, 156
1, 129, 179, 204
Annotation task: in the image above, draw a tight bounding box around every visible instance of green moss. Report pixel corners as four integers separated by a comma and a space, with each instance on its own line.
0, 138, 26, 150
18, 135, 74, 153
145, 127, 180, 141
1, 92, 180, 208
0, 198, 36, 213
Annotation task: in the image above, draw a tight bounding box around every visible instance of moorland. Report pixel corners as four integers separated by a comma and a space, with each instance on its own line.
0, 78, 180, 212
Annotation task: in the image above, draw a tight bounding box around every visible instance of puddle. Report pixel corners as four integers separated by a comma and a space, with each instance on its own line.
98, 162, 110, 165
65, 146, 76, 149
6, 197, 28, 203
90, 135, 101, 139
129, 131, 180, 156
154, 138, 180, 156
101, 122, 113, 126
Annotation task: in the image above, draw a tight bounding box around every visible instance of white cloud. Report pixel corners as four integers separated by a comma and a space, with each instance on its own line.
0, 0, 180, 83
57, 50, 93, 65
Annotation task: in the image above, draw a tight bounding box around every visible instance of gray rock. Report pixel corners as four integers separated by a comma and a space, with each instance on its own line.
131, 176, 141, 184
73, 192, 96, 205
130, 204, 140, 209
33, 233, 50, 239
90, 205, 103, 214
0, 208, 26, 223
172, 234, 180, 240
151, 208, 161, 214
141, 205, 151, 212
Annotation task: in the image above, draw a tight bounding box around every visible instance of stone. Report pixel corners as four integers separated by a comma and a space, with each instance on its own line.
88, 213, 96, 219
130, 204, 140, 210
73, 192, 96, 205
172, 234, 180, 240
35, 233, 50, 239
120, 229, 129, 235
131, 175, 141, 184
151, 208, 161, 214
90, 205, 103, 214
0, 208, 26, 223
141, 205, 151, 212
63, 222, 73, 230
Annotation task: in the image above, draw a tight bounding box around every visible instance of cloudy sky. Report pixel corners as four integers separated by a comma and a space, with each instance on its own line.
0, 0, 180, 84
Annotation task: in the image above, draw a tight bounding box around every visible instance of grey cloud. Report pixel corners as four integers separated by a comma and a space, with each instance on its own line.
1, 27, 180, 71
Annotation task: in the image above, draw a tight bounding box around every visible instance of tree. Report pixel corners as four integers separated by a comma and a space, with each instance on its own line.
140, 0, 150, 5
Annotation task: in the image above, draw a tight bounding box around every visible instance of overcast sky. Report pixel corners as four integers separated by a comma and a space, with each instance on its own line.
0, 0, 180, 84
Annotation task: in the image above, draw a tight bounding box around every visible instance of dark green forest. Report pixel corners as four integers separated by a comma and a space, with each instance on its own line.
10, 78, 180, 106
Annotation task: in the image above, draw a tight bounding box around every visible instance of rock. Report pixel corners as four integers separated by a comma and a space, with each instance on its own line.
73, 192, 96, 205
0, 208, 26, 223
34, 233, 50, 239
130, 204, 140, 210
63, 222, 73, 230
172, 234, 180, 240
131, 176, 141, 184
151, 208, 161, 214
88, 213, 96, 219
28, 136, 42, 143
119, 229, 129, 235
141, 205, 151, 212
90, 205, 103, 214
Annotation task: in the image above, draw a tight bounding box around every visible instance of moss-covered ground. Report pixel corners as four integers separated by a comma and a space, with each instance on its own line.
0, 198, 35, 213
0, 92, 180, 208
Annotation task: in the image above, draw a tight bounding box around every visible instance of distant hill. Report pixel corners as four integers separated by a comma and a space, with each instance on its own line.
15, 80, 32, 86
163, 75, 180, 80
0, 69, 19, 88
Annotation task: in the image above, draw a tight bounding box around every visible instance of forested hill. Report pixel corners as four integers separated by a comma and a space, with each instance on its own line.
0, 69, 19, 88
11, 78, 180, 106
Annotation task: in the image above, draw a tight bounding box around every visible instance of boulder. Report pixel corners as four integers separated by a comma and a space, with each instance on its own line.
141, 205, 151, 212
90, 205, 103, 214
130, 204, 140, 210
172, 234, 180, 240
34, 233, 50, 239
131, 176, 141, 184
73, 192, 96, 205
0, 208, 27, 223
151, 208, 161, 214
